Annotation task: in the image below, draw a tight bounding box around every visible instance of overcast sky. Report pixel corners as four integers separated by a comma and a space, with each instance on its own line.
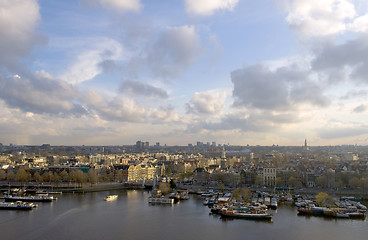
1, 0, 368, 146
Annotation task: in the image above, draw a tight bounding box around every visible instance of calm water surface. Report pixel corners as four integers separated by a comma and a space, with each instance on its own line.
1, 190, 367, 240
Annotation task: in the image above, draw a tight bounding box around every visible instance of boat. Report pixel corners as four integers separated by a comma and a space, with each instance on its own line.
270, 198, 278, 209
298, 207, 366, 219
148, 189, 174, 204
148, 197, 174, 204
104, 195, 118, 201
210, 204, 224, 214
220, 207, 272, 220
264, 197, 271, 207
4, 194, 55, 202
0, 201, 34, 210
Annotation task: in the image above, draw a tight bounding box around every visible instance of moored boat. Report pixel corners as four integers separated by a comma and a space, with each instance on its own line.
270, 198, 278, 209
220, 207, 272, 220
4, 194, 55, 202
0, 201, 34, 210
148, 197, 174, 204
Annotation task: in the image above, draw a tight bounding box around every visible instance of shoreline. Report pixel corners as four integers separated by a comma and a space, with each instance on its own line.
1, 181, 368, 199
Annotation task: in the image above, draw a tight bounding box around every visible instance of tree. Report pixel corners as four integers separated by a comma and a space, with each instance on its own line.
88, 168, 98, 184
213, 172, 226, 184
316, 175, 328, 188
115, 170, 122, 182
16, 168, 31, 183
7, 170, 15, 182
159, 183, 171, 195
255, 175, 263, 186
70, 170, 87, 186
33, 172, 43, 182
170, 179, 176, 189
287, 176, 297, 187
53, 172, 61, 185
316, 192, 329, 207
0, 169, 6, 180
60, 170, 69, 182
232, 187, 251, 202
42, 171, 52, 182
336, 172, 349, 188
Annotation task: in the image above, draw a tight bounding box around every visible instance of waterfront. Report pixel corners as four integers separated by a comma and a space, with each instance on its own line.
0, 190, 367, 240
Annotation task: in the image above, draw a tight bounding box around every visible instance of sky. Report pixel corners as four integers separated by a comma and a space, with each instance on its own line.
1, 0, 368, 146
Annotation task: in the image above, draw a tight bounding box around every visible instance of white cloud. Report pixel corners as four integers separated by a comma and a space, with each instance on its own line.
0, 0, 45, 70
59, 38, 123, 84
348, 14, 368, 32
283, 0, 367, 37
185, 0, 239, 16
148, 106, 181, 123
82, 0, 142, 14
186, 90, 227, 115
82, 90, 145, 122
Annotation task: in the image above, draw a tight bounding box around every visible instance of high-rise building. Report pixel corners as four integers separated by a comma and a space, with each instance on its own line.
136, 141, 144, 150
220, 146, 227, 169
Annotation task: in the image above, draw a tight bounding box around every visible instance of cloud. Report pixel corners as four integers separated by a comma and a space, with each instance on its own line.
231, 64, 330, 110
0, 73, 84, 116
340, 90, 368, 100
186, 90, 226, 115
82, 0, 142, 14
146, 25, 203, 78
185, 110, 299, 134
147, 106, 181, 123
120, 80, 168, 98
282, 0, 368, 38
353, 104, 366, 113
0, 0, 46, 71
311, 36, 368, 84
82, 89, 145, 122
59, 38, 124, 84
185, 0, 239, 16
318, 124, 368, 139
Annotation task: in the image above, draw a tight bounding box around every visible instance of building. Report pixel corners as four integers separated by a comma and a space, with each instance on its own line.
128, 164, 156, 182
258, 167, 276, 186
220, 146, 227, 170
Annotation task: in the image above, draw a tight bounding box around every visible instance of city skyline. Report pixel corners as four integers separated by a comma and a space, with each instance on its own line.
1, 0, 368, 146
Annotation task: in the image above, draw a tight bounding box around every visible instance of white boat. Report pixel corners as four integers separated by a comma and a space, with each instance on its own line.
104, 195, 118, 201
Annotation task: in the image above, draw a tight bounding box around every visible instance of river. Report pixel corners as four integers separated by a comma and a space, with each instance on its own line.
1, 190, 367, 240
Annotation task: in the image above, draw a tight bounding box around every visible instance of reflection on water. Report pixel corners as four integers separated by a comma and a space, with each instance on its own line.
0, 190, 367, 240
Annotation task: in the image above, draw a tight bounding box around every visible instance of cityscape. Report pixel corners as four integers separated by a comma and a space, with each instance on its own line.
1, 140, 368, 192
2, 0, 368, 239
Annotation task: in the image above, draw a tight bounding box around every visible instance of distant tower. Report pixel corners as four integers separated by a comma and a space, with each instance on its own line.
220, 146, 227, 169
304, 139, 309, 151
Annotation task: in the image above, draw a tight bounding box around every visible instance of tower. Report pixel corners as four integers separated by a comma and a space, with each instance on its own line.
220, 146, 227, 169
304, 139, 309, 151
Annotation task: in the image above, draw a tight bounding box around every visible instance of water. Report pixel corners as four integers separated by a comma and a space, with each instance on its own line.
1, 190, 367, 240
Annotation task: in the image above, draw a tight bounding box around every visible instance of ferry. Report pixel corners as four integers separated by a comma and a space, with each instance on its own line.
104, 195, 118, 201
